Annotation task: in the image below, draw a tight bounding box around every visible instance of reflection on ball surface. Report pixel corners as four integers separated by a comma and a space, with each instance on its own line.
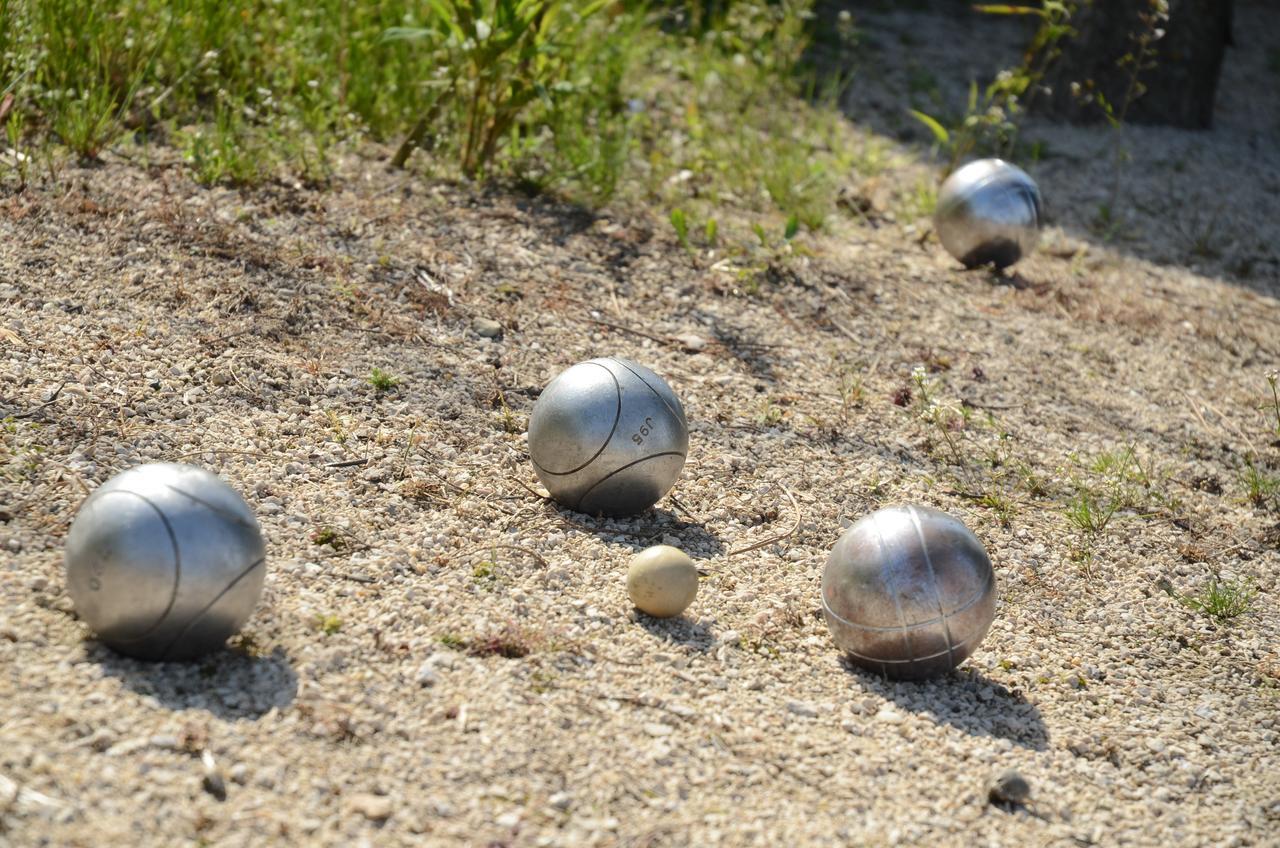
934, 158, 1042, 269
528, 357, 688, 516
65, 463, 266, 661
627, 545, 699, 618
822, 504, 996, 680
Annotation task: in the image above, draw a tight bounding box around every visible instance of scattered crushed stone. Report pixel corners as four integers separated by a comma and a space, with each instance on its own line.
2, 11, 1279, 842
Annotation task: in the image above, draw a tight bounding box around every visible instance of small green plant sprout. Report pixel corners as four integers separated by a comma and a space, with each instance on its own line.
369, 367, 401, 392
310, 526, 346, 550
756, 397, 787, 428
911, 366, 965, 465
315, 614, 343, 635
1064, 443, 1172, 534
471, 560, 498, 586
1240, 458, 1280, 508
1161, 574, 1257, 624
751, 222, 769, 247
704, 218, 719, 248
978, 490, 1017, 527
1064, 487, 1119, 534
670, 208, 691, 250
325, 409, 350, 444
838, 368, 865, 421
783, 213, 800, 242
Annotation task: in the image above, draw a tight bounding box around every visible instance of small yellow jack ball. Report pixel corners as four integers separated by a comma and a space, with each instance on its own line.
627, 545, 699, 618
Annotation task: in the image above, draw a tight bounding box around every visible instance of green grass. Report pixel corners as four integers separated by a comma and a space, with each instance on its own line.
315, 614, 343, 635
1063, 445, 1175, 535
471, 560, 499, 587
310, 526, 345, 550
1063, 488, 1119, 534
368, 367, 401, 392
1241, 458, 1280, 508
1168, 574, 1257, 624
0, 0, 860, 229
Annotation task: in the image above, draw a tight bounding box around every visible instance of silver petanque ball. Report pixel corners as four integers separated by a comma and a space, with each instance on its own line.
822, 504, 996, 680
65, 463, 267, 661
934, 158, 1042, 269
528, 357, 688, 516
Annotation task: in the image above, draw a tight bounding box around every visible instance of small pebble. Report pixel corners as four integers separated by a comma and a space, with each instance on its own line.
874, 707, 904, 724
988, 769, 1031, 806
472, 318, 503, 339
201, 750, 227, 801
415, 663, 439, 688
676, 333, 707, 352
347, 792, 394, 822
786, 701, 819, 718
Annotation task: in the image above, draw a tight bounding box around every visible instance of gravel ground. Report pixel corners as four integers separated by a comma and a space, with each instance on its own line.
834, 0, 1280, 299
2, 10, 1280, 844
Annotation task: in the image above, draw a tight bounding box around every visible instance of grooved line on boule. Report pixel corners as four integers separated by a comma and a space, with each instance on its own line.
571, 451, 686, 512
820, 573, 993, 634
157, 556, 267, 661
869, 510, 915, 662
162, 483, 259, 529
530, 361, 623, 476
837, 630, 981, 666
106, 490, 183, 644
907, 505, 957, 668
609, 357, 686, 433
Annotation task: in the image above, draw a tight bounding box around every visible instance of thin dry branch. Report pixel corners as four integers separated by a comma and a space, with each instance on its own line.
465, 543, 550, 569
727, 484, 801, 557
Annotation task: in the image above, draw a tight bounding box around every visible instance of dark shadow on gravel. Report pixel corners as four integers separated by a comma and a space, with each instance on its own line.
635, 613, 714, 652
841, 658, 1049, 750
554, 504, 727, 558
90, 643, 298, 720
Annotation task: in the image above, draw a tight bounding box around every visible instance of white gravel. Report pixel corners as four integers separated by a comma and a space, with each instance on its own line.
1, 57, 1279, 845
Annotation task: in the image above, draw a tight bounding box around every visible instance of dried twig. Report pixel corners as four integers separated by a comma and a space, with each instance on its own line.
666, 494, 703, 523
11, 382, 65, 420
169, 449, 275, 462
465, 543, 549, 569
326, 458, 369, 469
727, 484, 801, 556
1181, 391, 1257, 455
508, 474, 551, 502
583, 315, 674, 347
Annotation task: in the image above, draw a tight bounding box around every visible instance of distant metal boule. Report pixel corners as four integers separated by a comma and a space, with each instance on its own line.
934, 158, 1042, 269
65, 463, 266, 661
822, 504, 996, 680
528, 357, 688, 516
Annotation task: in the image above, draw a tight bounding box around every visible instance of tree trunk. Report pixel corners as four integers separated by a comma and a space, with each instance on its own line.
1035, 0, 1233, 129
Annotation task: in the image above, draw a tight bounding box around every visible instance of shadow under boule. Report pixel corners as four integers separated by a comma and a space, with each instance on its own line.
555, 503, 727, 558
635, 611, 714, 652
840, 656, 1049, 751
90, 642, 298, 720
